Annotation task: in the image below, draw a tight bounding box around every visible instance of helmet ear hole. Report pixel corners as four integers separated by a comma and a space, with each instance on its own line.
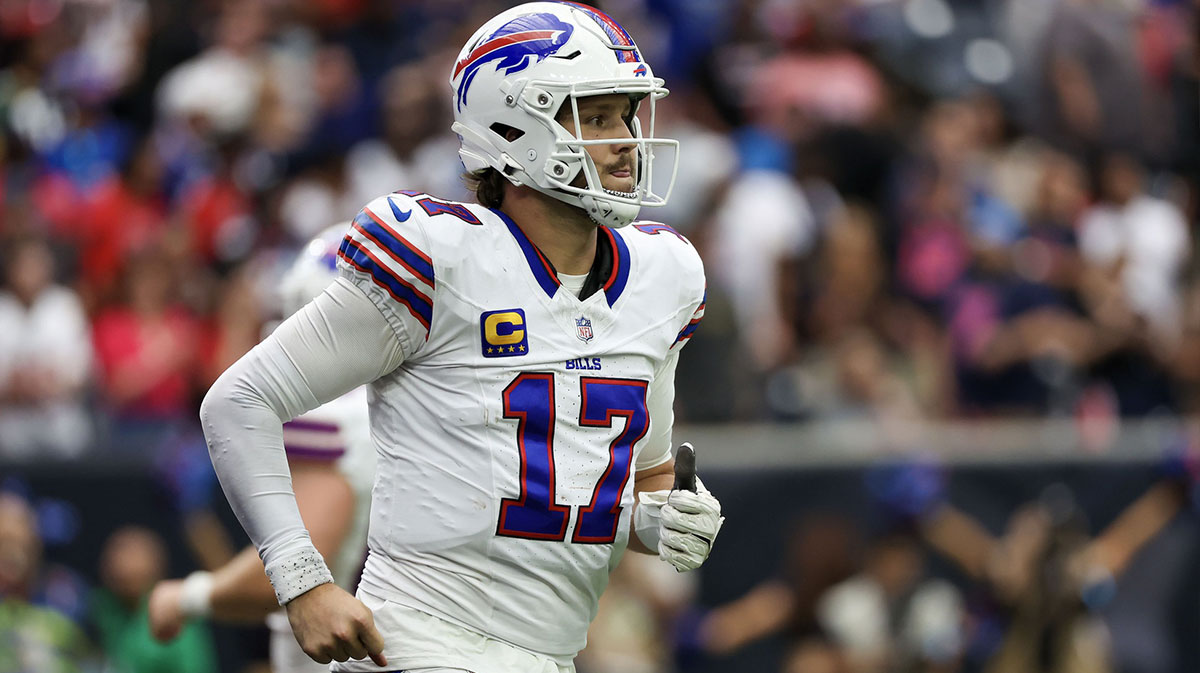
489, 123, 526, 143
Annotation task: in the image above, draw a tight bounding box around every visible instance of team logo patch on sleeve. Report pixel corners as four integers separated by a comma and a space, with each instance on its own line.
481, 309, 529, 357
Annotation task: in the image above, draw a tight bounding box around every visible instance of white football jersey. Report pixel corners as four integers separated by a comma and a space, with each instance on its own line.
266, 386, 376, 673
333, 191, 705, 662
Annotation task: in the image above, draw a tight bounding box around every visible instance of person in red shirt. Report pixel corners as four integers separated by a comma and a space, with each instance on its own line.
92, 246, 200, 444
74, 140, 168, 310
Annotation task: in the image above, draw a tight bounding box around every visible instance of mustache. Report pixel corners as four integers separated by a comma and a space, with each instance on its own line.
606, 158, 636, 174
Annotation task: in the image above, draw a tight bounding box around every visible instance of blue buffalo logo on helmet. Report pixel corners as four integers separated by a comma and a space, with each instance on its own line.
454, 13, 574, 111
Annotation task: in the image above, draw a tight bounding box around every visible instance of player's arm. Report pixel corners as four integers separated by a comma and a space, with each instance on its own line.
199, 277, 400, 667
213, 458, 354, 618
148, 458, 355, 638
627, 349, 724, 569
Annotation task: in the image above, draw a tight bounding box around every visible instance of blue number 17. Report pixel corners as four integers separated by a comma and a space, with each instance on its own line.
497, 373, 650, 544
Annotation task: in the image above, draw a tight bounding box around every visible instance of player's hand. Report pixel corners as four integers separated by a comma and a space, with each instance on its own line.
659, 444, 724, 572
147, 579, 186, 642
285, 582, 388, 667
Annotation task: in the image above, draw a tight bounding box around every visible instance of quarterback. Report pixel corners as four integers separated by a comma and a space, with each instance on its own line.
200, 3, 724, 672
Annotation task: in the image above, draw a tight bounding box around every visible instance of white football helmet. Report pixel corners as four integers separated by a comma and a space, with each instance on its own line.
279, 223, 346, 317
450, 1, 678, 228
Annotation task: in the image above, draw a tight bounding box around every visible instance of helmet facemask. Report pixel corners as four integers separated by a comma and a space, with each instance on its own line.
531, 83, 678, 228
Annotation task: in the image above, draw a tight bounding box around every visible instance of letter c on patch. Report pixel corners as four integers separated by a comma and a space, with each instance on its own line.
484, 311, 525, 345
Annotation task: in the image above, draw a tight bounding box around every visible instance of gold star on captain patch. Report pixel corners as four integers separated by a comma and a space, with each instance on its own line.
487, 347, 494, 353
518, 345, 526, 352
508, 346, 516, 352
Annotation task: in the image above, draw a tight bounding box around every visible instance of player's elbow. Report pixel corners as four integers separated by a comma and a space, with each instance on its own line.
198, 384, 222, 428
198, 366, 262, 445
198, 376, 234, 447
199, 358, 290, 456
201, 353, 281, 423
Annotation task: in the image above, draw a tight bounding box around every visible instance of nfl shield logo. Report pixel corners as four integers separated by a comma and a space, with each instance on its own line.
575, 316, 594, 343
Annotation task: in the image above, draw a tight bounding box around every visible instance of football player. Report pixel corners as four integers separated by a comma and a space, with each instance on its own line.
146, 225, 375, 673
199, 3, 724, 672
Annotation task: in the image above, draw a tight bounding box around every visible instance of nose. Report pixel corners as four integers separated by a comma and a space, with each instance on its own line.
612, 127, 635, 155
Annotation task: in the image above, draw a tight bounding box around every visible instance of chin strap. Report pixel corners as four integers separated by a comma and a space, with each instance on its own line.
579, 192, 638, 228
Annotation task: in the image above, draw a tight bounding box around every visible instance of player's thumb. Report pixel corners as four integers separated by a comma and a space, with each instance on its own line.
673, 443, 697, 492
359, 616, 388, 668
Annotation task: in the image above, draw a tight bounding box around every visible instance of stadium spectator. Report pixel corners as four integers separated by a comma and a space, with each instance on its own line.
675, 515, 859, 664
1079, 153, 1190, 343
785, 206, 939, 422
90, 526, 217, 673
173, 138, 258, 269
71, 138, 169, 311
1034, 0, 1157, 161
91, 246, 201, 446
917, 478, 1186, 673
197, 266, 263, 392
155, 0, 273, 141
815, 530, 965, 673
710, 168, 817, 373
0, 492, 95, 672
0, 236, 93, 459
1077, 153, 1190, 415
642, 87, 737, 235
344, 62, 470, 209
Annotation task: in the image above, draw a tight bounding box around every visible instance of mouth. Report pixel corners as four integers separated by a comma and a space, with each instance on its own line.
605, 163, 635, 190
603, 187, 638, 199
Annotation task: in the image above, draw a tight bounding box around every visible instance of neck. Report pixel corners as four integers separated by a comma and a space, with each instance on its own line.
501, 186, 598, 275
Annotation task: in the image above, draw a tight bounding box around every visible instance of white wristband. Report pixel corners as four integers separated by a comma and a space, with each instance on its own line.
179, 571, 214, 618
264, 548, 335, 605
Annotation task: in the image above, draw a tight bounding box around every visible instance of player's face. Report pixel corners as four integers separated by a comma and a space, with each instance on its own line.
556, 93, 638, 194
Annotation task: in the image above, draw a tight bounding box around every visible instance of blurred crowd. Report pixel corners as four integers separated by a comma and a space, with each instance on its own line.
8, 457, 1200, 673
0, 0, 1196, 460
0, 0, 1198, 669
1, 485, 219, 673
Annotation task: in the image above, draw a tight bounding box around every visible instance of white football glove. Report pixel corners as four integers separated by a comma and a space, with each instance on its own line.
634, 445, 725, 572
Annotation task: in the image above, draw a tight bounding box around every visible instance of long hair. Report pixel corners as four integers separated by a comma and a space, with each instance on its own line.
463, 167, 507, 208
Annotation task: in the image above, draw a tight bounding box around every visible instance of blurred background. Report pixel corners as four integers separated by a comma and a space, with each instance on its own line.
0, 0, 1198, 671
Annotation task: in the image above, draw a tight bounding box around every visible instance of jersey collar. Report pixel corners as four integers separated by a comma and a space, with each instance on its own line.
493, 209, 631, 307
593, 226, 631, 307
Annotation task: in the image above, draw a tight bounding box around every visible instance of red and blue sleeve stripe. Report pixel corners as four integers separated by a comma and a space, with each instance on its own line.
338, 237, 433, 332
672, 291, 705, 347
351, 209, 435, 288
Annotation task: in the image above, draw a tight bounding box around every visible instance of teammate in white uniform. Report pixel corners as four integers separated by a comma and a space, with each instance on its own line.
199, 3, 725, 672
146, 225, 375, 673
